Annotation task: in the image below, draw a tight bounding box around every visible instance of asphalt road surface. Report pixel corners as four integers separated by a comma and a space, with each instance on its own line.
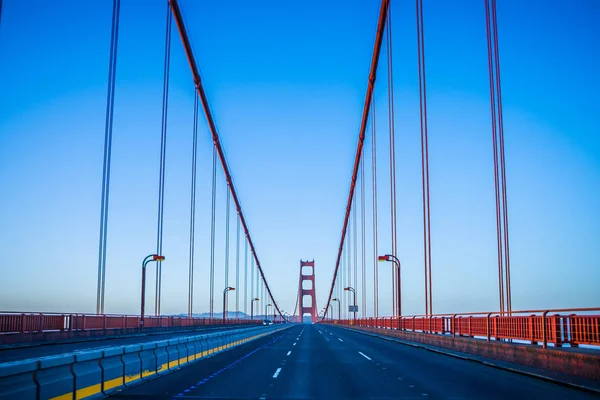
109, 324, 597, 399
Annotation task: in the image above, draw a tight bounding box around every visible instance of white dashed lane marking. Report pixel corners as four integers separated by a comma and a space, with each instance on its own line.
287, 351, 291, 356
273, 368, 282, 378
358, 351, 371, 360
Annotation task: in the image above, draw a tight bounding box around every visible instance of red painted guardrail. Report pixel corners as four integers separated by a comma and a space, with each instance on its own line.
0, 312, 263, 334
326, 308, 600, 349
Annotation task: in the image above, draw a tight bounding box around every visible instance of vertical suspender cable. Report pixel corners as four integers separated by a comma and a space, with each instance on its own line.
371, 100, 379, 318
386, 2, 399, 317
416, 0, 433, 316
96, 0, 120, 315
236, 216, 240, 315
320, 0, 389, 322
188, 91, 199, 318
155, 3, 172, 316
244, 238, 248, 316
361, 156, 366, 317
492, 0, 511, 313
209, 147, 217, 318
170, 0, 283, 317
250, 254, 254, 313
353, 194, 358, 310
225, 189, 230, 293
485, 0, 504, 315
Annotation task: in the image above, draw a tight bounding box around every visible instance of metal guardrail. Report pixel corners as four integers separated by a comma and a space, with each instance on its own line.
0, 312, 264, 334
326, 308, 600, 349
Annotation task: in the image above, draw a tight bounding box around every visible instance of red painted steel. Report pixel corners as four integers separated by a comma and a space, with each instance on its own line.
323, 0, 390, 321
168, 0, 283, 319
0, 312, 261, 335
325, 308, 600, 349
298, 260, 318, 323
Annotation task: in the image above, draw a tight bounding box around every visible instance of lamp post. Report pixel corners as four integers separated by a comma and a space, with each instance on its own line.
332, 298, 340, 321
265, 303, 272, 320
378, 254, 402, 317
344, 287, 357, 320
250, 297, 259, 320
141, 254, 165, 327
223, 287, 235, 321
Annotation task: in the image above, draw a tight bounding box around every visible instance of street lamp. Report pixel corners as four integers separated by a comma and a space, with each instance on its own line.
378, 254, 402, 317
250, 297, 259, 320
223, 287, 235, 321
140, 254, 165, 327
344, 287, 357, 320
265, 303, 272, 320
332, 298, 340, 321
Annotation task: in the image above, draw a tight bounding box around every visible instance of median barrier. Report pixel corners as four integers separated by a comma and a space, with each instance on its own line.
0, 325, 290, 399
121, 345, 141, 387
0, 359, 38, 400
72, 350, 103, 399
99, 347, 123, 395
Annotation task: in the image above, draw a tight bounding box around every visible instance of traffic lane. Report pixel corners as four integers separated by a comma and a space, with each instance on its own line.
325, 325, 598, 400
269, 324, 423, 399
0, 325, 258, 363
110, 325, 297, 399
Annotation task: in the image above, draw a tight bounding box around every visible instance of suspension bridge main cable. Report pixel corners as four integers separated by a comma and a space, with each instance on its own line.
321, 0, 390, 321
96, 0, 121, 315
170, 0, 284, 318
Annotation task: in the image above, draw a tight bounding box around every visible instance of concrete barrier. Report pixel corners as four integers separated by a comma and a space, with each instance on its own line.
121, 345, 141, 387
73, 350, 103, 399
154, 341, 168, 376
139, 343, 157, 381
99, 347, 123, 395
36, 354, 75, 400
0, 325, 290, 400
0, 359, 38, 400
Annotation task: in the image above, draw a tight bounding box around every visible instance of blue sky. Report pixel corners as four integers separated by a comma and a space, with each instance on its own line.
0, 0, 598, 318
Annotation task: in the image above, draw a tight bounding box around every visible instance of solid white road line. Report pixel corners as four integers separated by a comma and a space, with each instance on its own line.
287, 351, 291, 356
358, 351, 372, 360
273, 368, 282, 378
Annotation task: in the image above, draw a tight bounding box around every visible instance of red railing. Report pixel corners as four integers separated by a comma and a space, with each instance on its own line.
0, 312, 262, 334
326, 308, 600, 349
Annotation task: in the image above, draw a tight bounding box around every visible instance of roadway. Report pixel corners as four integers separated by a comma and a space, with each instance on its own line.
110, 324, 597, 399
0, 325, 253, 363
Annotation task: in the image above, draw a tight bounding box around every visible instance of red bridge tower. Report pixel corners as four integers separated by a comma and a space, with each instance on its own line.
298, 260, 317, 323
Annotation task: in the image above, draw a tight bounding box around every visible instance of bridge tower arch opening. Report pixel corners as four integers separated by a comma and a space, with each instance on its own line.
298, 260, 317, 323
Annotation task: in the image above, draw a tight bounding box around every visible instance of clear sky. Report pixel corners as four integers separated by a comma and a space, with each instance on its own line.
0, 0, 598, 318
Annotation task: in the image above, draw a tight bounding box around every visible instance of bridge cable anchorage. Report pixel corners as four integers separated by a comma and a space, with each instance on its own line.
386, 1, 399, 317
169, 0, 284, 318
188, 90, 199, 318
96, 0, 121, 315
209, 147, 217, 318
485, 0, 511, 315
416, 0, 433, 316
371, 98, 379, 318
155, 2, 172, 316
